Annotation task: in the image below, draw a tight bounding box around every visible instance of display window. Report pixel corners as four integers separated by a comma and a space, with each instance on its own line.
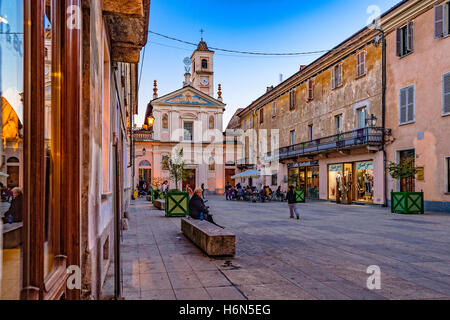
355, 161, 374, 203
328, 164, 343, 200
307, 167, 319, 199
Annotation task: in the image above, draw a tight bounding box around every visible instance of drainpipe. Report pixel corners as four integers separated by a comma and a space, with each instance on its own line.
377, 28, 388, 207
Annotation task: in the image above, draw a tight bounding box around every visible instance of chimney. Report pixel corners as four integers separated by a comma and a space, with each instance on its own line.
300, 65, 307, 71
183, 73, 191, 87
153, 80, 158, 99
266, 86, 274, 93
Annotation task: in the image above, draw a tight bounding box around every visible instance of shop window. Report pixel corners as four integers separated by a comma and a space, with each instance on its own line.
328, 164, 343, 200
288, 168, 299, 188
306, 166, 320, 199
0, 0, 24, 300
396, 22, 414, 57
355, 161, 374, 203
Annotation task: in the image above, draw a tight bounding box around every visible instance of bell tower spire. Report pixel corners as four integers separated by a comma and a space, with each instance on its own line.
191, 33, 215, 97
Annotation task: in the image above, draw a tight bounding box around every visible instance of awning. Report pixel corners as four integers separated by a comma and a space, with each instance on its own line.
231, 170, 261, 179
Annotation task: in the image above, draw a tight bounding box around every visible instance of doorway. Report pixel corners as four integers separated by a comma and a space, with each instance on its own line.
7, 166, 20, 187
183, 169, 196, 190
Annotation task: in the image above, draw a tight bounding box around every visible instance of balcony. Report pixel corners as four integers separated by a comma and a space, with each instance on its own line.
278, 127, 386, 161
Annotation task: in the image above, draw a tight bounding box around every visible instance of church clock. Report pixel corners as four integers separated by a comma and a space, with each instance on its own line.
201, 77, 209, 86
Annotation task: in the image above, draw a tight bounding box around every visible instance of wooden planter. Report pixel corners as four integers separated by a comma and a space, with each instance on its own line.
151, 189, 165, 203
391, 191, 424, 214
165, 191, 190, 217
295, 189, 306, 203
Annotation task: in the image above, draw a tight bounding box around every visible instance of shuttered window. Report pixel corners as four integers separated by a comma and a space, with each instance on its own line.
272, 102, 276, 117
399, 85, 415, 124
357, 52, 366, 77
331, 64, 342, 89
396, 22, 414, 57
307, 79, 314, 100
260, 108, 264, 124
434, 3, 450, 39
289, 89, 296, 110
444, 72, 450, 115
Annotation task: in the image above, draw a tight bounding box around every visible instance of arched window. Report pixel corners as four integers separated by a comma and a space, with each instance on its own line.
201, 59, 208, 69
162, 114, 169, 129
209, 115, 215, 130
7, 157, 20, 163
139, 160, 151, 167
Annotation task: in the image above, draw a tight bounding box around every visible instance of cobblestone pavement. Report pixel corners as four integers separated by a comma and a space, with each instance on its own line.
103, 196, 450, 300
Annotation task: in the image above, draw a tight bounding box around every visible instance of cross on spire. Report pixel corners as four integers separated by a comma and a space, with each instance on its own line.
200, 28, 204, 41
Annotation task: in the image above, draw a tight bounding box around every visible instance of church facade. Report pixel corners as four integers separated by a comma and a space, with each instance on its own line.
135, 40, 227, 194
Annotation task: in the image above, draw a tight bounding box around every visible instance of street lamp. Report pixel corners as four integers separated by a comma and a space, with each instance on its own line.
367, 114, 378, 128
147, 115, 155, 128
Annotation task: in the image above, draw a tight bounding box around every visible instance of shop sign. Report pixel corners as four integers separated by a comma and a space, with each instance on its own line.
416, 167, 424, 180
329, 164, 343, 172
356, 161, 374, 170
288, 160, 319, 168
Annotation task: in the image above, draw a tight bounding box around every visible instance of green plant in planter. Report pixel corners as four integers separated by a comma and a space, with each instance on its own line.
388, 158, 424, 214
167, 148, 193, 191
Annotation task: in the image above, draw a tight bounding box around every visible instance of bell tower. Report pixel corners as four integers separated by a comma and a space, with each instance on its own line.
191, 37, 214, 97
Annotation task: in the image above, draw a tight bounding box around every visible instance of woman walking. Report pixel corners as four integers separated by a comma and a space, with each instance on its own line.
287, 186, 300, 220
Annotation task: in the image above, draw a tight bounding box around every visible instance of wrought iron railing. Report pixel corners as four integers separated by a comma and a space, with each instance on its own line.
278, 127, 385, 160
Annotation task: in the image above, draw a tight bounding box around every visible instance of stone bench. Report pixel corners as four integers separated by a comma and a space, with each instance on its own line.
2, 222, 23, 249
181, 217, 235, 256
146, 195, 152, 202
154, 199, 165, 210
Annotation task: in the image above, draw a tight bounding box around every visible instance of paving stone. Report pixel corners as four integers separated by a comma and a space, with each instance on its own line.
205, 286, 247, 300
167, 271, 203, 289
140, 272, 172, 291
194, 270, 232, 287
140, 289, 176, 300
174, 288, 211, 300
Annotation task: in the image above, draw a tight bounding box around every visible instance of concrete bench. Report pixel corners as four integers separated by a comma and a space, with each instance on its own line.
2, 222, 23, 249
146, 195, 152, 202
154, 199, 165, 210
181, 217, 235, 256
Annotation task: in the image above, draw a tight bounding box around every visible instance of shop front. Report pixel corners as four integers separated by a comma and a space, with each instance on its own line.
287, 161, 319, 199
327, 160, 375, 204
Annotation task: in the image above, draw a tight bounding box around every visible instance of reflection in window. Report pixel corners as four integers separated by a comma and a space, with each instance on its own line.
0, 0, 24, 300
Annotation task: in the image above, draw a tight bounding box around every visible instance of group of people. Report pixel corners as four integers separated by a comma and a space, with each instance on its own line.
224, 182, 286, 202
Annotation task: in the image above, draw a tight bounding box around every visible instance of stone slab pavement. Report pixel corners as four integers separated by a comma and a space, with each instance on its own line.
102, 196, 450, 300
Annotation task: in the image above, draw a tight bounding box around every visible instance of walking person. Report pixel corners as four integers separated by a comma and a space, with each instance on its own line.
185, 184, 194, 197
287, 186, 300, 220
225, 182, 231, 200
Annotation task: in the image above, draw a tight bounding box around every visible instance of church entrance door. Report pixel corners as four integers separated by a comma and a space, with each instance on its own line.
183, 169, 196, 190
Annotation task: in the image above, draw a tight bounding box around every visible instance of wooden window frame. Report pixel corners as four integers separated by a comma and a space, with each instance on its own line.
307, 79, 314, 101
260, 108, 264, 124
289, 89, 296, 110
434, 2, 450, 39
272, 101, 276, 118
396, 22, 414, 58
356, 51, 366, 78
21, 0, 81, 300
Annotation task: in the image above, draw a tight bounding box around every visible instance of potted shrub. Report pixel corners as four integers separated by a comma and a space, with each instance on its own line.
388, 158, 424, 214
165, 148, 191, 217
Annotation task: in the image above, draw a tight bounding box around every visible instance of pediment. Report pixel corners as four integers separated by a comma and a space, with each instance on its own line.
152, 85, 225, 107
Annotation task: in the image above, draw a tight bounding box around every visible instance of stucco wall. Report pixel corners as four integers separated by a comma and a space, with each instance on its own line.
385, 5, 450, 206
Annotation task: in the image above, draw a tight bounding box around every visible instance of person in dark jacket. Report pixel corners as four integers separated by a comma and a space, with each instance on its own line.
2, 187, 23, 223
189, 188, 223, 227
287, 186, 300, 220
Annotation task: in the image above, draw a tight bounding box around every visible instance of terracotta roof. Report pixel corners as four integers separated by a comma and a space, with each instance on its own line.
196, 40, 213, 52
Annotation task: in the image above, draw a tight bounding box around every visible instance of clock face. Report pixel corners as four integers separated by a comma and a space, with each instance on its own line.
201, 77, 209, 86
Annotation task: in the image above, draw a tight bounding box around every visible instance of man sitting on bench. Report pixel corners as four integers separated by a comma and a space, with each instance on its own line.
189, 188, 223, 228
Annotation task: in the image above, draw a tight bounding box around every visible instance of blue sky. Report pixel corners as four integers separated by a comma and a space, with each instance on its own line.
137, 0, 401, 127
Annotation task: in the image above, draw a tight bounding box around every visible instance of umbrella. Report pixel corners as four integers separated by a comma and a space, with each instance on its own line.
231, 170, 261, 179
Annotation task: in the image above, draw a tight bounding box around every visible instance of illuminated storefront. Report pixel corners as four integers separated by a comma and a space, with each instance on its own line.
327, 161, 375, 204
287, 161, 319, 199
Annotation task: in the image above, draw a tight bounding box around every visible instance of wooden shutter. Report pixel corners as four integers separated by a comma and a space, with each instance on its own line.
361, 52, 365, 75
396, 27, 402, 57
434, 4, 444, 38
357, 53, 361, 76
308, 80, 314, 100
400, 88, 407, 123
407, 86, 415, 122
407, 22, 414, 52
331, 67, 335, 89
338, 64, 343, 87
444, 73, 450, 114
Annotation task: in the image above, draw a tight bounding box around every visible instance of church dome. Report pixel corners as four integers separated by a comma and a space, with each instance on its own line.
196, 40, 213, 52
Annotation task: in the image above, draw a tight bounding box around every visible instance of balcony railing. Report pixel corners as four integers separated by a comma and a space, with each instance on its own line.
278, 127, 385, 160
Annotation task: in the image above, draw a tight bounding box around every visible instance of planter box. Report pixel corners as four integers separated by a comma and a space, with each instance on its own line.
295, 189, 306, 203
151, 189, 165, 203
391, 192, 424, 214
166, 191, 189, 217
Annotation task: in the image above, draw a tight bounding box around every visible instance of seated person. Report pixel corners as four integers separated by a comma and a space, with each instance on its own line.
189, 188, 217, 225
2, 187, 23, 224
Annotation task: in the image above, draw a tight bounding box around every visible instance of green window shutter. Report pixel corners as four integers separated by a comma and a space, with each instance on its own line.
444, 73, 450, 115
